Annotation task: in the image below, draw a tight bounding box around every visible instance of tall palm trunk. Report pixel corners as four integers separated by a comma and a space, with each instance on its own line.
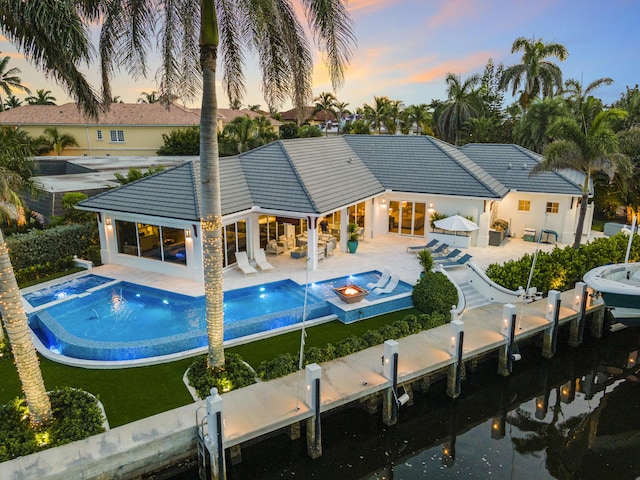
573, 191, 589, 249
200, 1, 224, 368
0, 229, 52, 425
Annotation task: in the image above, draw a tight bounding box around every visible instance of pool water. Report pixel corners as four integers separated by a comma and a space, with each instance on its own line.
27, 271, 412, 362
22, 274, 115, 308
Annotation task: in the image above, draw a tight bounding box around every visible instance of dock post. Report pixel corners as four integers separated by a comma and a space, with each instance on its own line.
498, 304, 517, 376
568, 282, 587, 347
382, 340, 399, 426
542, 290, 561, 358
305, 363, 322, 459
205, 388, 226, 480
446, 319, 465, 399
590, 288, 605, 338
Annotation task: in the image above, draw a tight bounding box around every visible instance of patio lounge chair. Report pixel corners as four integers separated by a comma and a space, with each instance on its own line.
266, 239, 284, 255
439, 253, 472, 268
429, 243, 449, 254
373, 275, 400, 295
254, 248, 274, 272
433, 248, 462, 262
406, 239, 439, 253
235, 251, 258, 276
366, 268, 392, 289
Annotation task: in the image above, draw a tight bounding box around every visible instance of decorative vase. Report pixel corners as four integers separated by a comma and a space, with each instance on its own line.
347, 240, 358, 253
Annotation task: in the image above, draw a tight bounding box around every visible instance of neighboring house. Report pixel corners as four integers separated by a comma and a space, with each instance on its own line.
280, 106, 337, 125
0, 103, 281, 156
77, 135, 587, 280
27, 156, 188, 223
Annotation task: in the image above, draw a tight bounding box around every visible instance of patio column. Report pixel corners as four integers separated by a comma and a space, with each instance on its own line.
307, 216, 319, 271
339, 208, 348, 252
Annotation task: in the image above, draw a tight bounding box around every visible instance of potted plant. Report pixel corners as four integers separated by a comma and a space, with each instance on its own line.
347, 222, 359, 253
417, 249, 434, 278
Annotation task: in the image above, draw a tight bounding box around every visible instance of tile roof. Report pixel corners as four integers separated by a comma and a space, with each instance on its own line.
78, 137, 585, 221
344, 135, 508, 198
460, 143, 583, 195
0, 102, 201, 126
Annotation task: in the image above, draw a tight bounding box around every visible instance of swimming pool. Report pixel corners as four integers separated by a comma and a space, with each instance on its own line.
27, 270, 413, 362
22, 274, 115, 308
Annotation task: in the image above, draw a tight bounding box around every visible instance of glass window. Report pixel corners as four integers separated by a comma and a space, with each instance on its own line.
162, 227, 186, 265
96, 130, 102, 140
546, 202, 559, 214
137, 223, 161, 259
518, 200, 531, 212
110, 129, 125, 142
116, 220, 138, 256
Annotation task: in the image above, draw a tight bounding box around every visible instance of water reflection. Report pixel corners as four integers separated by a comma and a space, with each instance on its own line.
177, 329, 640, 479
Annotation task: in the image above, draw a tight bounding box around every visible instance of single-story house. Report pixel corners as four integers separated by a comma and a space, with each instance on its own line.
0, 103, 280, 156
77, 135, 589, 281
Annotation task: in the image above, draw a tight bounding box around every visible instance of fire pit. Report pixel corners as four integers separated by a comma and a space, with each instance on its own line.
333, 285, 370, 304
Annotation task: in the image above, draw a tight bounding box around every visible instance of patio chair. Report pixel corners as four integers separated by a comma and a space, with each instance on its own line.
235, 251, 258, 276
254, 248, 274, 272
366, 268, 392, 289
373, 275, 400, 295
429, 243, 449, 254
439, 253, 472, 268
266, 239, 284, 255
406, 239, 439, 253
433, 248, 462, 263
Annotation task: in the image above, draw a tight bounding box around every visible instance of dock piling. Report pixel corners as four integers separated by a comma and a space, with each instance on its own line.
568, 282, 587, 347
205, 388, 226, 480
446, 320, 465, 398
542, 290, 561, 358
498, 304, 517, 376
305, 363, 322, 459
382, 340, 399, 425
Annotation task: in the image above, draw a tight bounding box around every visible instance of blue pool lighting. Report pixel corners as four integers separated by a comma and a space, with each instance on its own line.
26, 271, 413, 362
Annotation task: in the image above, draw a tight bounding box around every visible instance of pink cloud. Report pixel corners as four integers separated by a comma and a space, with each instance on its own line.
401, 50, 496, 84
348, 0, 403, 14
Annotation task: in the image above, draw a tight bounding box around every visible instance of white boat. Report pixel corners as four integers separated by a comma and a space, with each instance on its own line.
584, 262, 640, 326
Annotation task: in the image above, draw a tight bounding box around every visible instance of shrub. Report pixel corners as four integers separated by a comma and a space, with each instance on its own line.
156, 126, 200, 155
187, 354, 257, 399
0, 387, 105, 462
417, 249, 434, 272
334, 335, 364, 357
6, 223, 95, 270
257, 353, 297, 381
412, 271, 458, 316
13, 256, 75, 285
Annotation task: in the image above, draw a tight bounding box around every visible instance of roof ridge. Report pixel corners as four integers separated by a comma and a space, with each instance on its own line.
278, 139, 321, 212
428, 137, 509, 198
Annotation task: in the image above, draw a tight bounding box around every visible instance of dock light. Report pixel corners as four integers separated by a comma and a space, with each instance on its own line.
627, 350, 638, 369
572, 282, 587, 312
449, 319, 464, 356
491, 416, 506, 439
502, 304, 516, 337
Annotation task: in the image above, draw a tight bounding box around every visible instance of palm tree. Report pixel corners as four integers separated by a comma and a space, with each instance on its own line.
533, 106, 632, 248
0, 1, 354, 372
499, 36, 568, 111
25, 89, 56, 105
363, 96, 391, 134
313, 92, 337, 136
0, 53, 30, 111
43, 126, 79, 155
438, 73, 483, 145
334, 101, 350, 133
405, 103, 433, 135
137, 91, 159, 103
514, 97, 567, 153
222, 115, 256, 154
0, 128, 52, 426
382, 99, 403, 135
563, 77, 614, 120
3, 94, 22, 110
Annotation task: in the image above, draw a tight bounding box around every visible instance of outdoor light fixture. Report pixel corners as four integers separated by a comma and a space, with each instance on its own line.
185, 228, 191, 238
105, 217, 112, 226
381, 198, 386, 204
428, 202, 435, 211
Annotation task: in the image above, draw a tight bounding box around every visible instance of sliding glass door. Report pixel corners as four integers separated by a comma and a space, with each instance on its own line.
388, 201, 426, 236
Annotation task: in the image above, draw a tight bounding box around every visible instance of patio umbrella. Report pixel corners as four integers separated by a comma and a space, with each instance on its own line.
433, 215, 479, 233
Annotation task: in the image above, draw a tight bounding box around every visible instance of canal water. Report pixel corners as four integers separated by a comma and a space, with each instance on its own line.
172, 327, 640, 480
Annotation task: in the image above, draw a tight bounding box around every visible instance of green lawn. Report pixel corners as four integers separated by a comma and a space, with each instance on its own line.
1, 308, 419, 427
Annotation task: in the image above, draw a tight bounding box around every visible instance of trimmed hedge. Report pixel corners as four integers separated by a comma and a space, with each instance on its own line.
187, 353, 257, 399
0, 387, 105, 462
256, 313, 447, 381
6, 223, 96, 270
486, 233, 640, 292
412, 271, 459, 315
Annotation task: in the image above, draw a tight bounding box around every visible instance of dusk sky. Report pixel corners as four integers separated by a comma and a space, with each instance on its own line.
2, 0, 638, 110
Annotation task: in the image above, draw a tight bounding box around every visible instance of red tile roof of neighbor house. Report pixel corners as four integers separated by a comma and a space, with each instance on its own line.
0, 103, 281, 127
